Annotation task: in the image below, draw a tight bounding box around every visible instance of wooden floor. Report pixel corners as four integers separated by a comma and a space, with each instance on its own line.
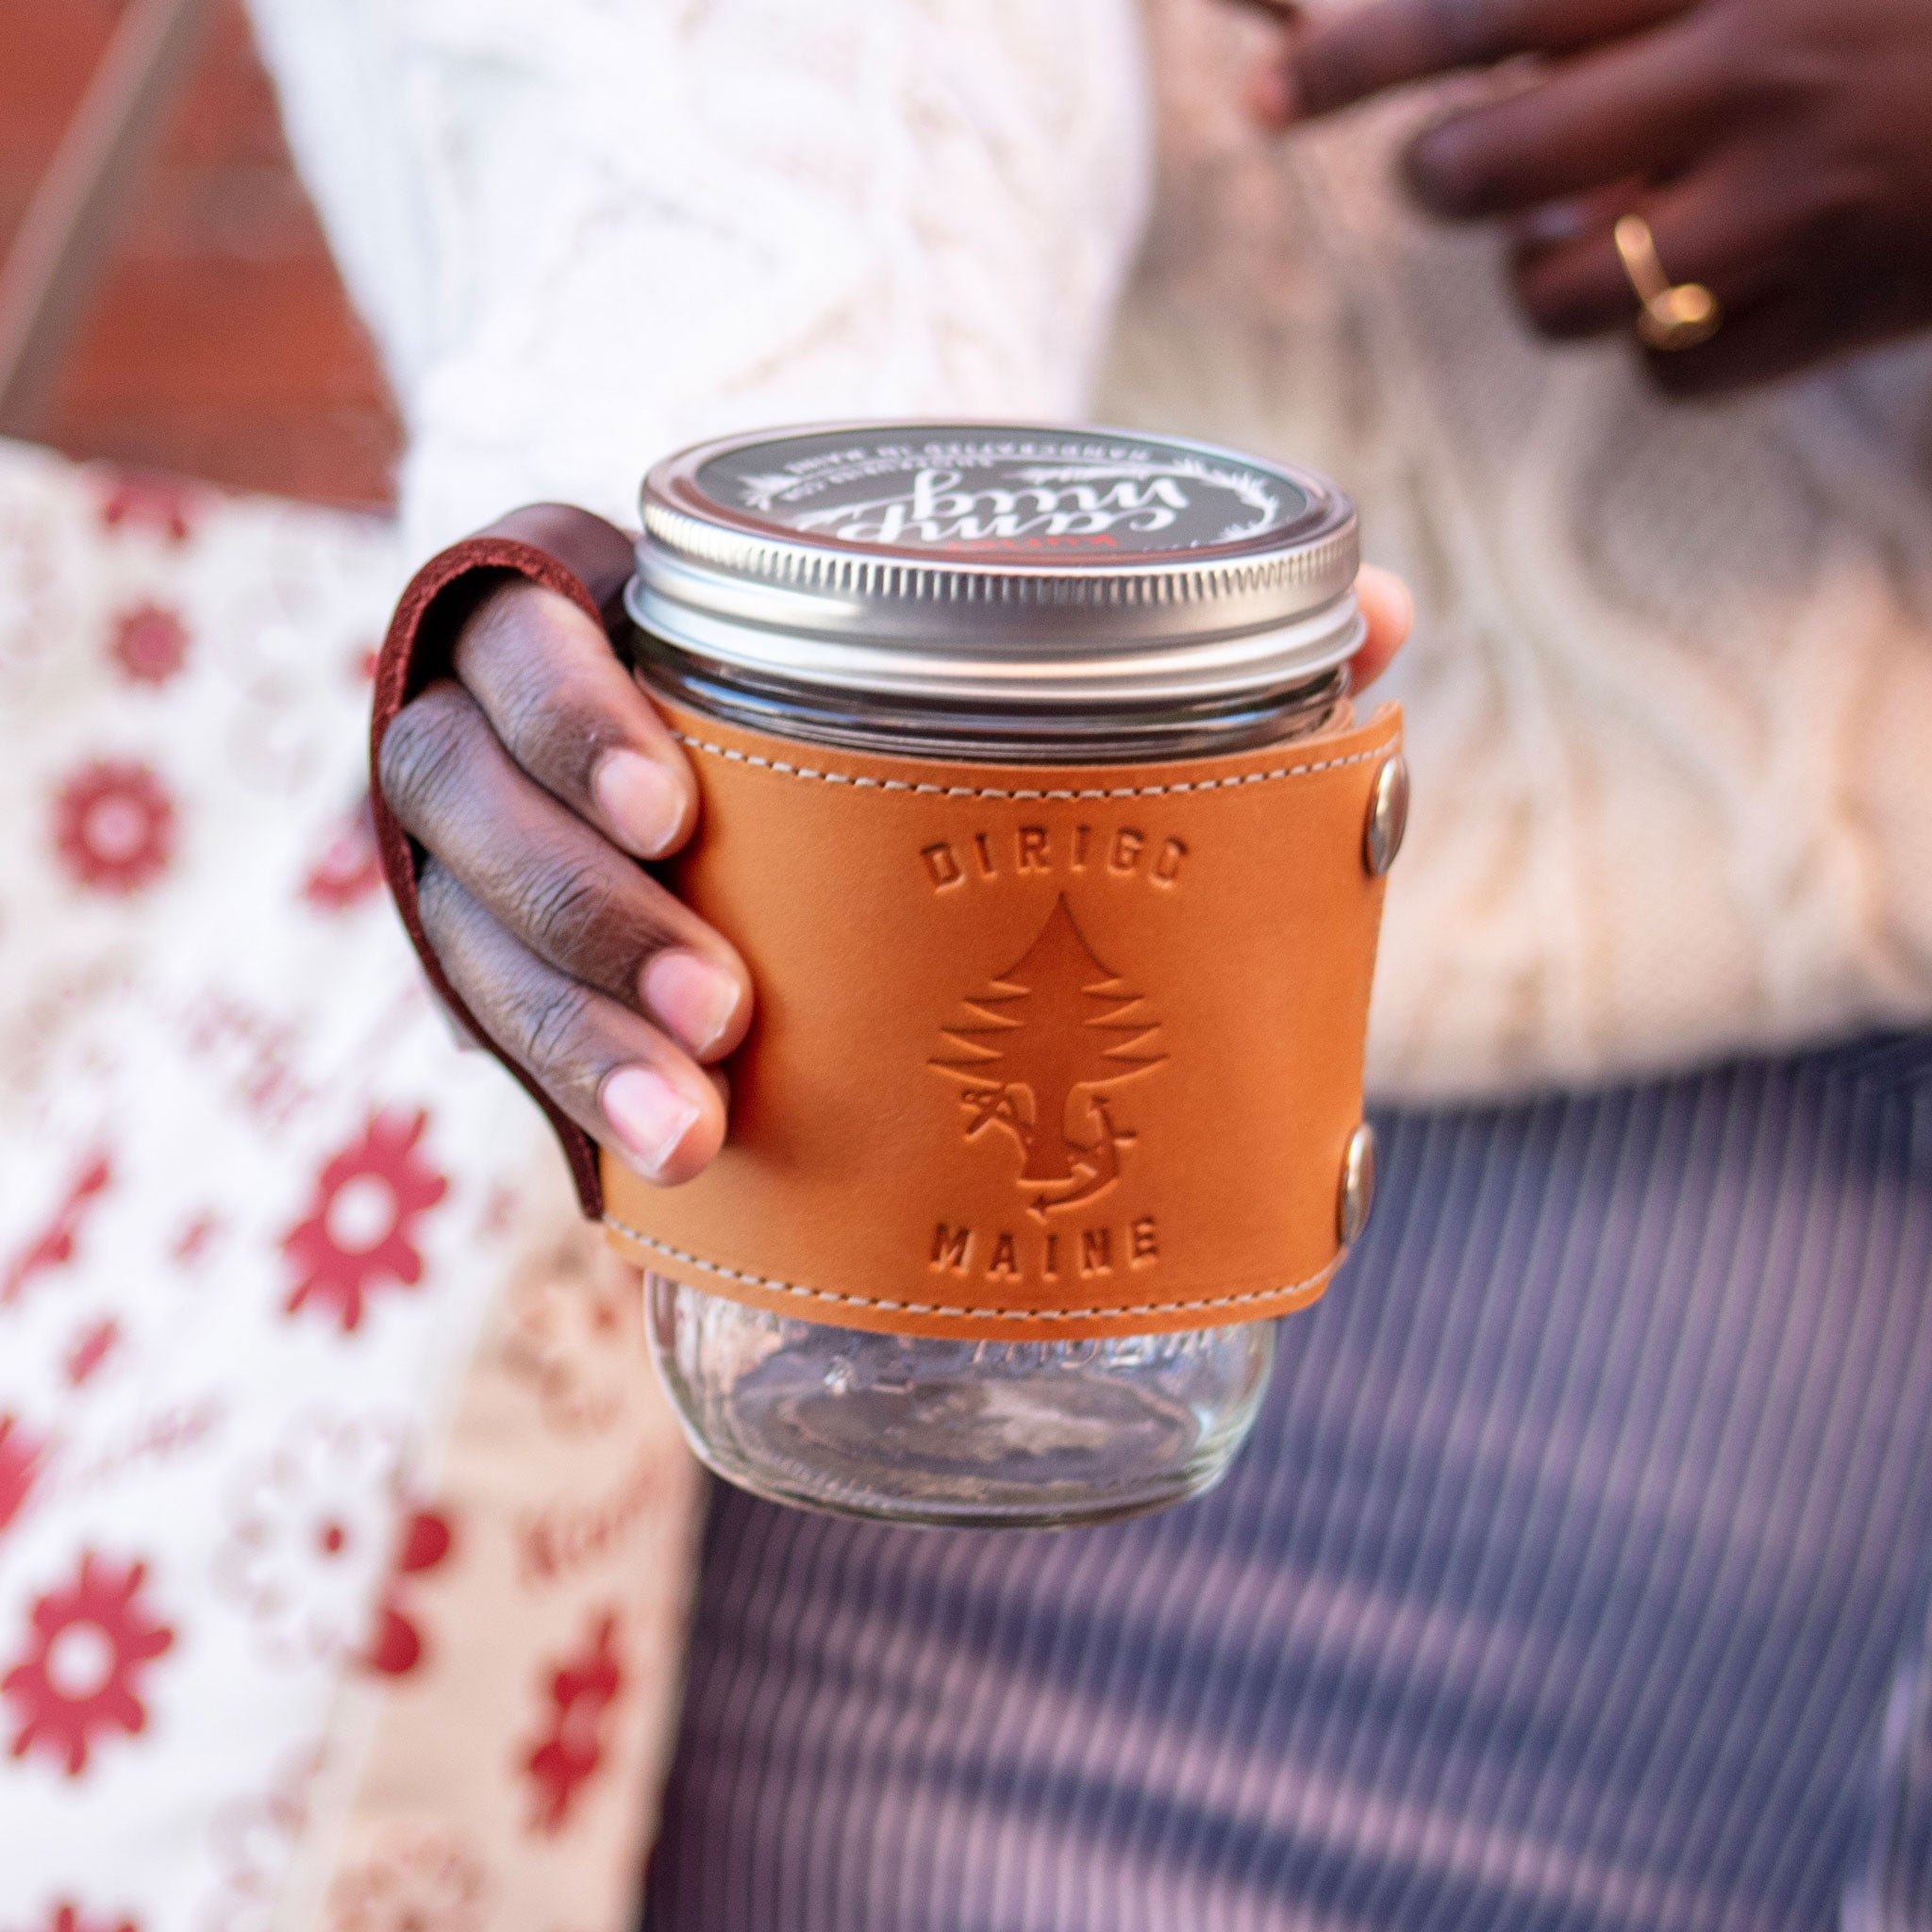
0, 0, 400, 508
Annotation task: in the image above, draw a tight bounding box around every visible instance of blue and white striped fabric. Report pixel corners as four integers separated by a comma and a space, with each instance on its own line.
644, 1037, 1932, 1932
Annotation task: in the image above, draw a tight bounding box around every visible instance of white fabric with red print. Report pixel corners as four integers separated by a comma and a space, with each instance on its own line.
0, 440, 702, 1932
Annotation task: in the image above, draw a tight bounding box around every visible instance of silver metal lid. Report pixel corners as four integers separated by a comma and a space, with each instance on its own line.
629, 422, 1361, 707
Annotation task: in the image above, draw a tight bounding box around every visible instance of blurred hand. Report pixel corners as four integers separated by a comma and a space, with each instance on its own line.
1249, 0, 1932, 394
378, 523, 1413, 1184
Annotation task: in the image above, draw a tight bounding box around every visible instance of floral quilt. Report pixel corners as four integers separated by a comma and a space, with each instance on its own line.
0, 441, 699, 1932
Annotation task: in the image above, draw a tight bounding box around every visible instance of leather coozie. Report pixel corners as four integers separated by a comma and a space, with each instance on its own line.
604, 699, 1402, 1341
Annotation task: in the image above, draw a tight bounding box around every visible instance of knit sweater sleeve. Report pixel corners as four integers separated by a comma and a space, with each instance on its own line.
242, 0, 1154, 557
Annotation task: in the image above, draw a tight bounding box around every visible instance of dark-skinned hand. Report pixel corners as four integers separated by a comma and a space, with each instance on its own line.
377, 515, 1415, 1188
1245, 0, 1932, 395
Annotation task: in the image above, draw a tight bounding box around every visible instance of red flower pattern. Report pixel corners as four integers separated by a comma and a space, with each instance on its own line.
364, 1507, 455, 1677
522, 1610, 624, 1835
172, 1211, 222, 1266
25, 1907, 140, 1932
2, 1551, 175, 1776
0, 438, 690, 1911
18, 1906, 141, 1932
0, 1415, 46, 1537
2, 1152, 111, 1306
326, 1831, 486, 1932
64, 1318, 121, 1388
96, 472, 199, 544
301, 798, 384, 913
217, 1413, 406, 1667
108, 603, 190, 687
52, 762, 175, 894
501, 1244, 638, 1437
204, 1746, 321, 1932
282, 1111, 448, 1333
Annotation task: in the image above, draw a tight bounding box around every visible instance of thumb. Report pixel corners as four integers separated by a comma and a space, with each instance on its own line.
1349, 565, 1414, 691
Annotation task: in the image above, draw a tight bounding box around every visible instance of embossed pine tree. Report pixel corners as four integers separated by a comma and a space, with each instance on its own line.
931, 896, 1163, 1193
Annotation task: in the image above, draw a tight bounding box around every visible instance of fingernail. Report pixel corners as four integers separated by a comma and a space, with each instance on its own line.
1514, 199, 1589, 250
1247, 59, 1299, 128
594, 750, 685, 859
602, 1066, 703, 1178
643, 950, 742, 1058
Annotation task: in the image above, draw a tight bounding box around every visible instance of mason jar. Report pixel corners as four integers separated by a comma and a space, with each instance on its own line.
616, 423, 1375, 1528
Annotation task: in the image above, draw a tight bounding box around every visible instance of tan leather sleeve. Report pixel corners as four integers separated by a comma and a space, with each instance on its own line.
603, 698, 1403, 1341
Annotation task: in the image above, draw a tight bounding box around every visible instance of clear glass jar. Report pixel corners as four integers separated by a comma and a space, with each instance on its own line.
622, 424, 1366, 1528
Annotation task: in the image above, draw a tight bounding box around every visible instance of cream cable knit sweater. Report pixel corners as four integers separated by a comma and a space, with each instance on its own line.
245, 0, 1932, 1099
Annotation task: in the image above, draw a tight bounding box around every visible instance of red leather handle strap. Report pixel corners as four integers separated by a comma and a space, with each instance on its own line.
369, 505, 637, 1219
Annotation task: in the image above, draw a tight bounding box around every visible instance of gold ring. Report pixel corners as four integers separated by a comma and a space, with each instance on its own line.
1613, 214, 1722, 352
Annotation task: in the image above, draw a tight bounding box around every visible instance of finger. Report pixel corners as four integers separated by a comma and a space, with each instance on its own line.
419, 860, 725, 1184
1507, 181, 1635, 252
453, 576, 698, 862
1640, 283, 1895, 399
1511, 158, 1815, 341
1404, 25, 1719, 220
1349, 566, 1414, 691
1281, 0, 1693, 122
379, 681, 753, 1061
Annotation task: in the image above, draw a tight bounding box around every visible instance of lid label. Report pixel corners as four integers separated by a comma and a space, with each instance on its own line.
806, 466, 1194, 549
695, 428, 1309, 558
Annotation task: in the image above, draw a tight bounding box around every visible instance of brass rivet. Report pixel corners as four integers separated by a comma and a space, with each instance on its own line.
1363, 755, 1409, 876
1337, 1124, 1377, 1247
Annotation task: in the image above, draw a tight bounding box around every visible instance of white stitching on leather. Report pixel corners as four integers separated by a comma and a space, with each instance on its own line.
602, 1216, 1340, 1322
667, 732, 1391, 800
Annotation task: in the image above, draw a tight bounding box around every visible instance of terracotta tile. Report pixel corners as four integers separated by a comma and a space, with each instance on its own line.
0, 1, 118, 161
2, 0, 401, 508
